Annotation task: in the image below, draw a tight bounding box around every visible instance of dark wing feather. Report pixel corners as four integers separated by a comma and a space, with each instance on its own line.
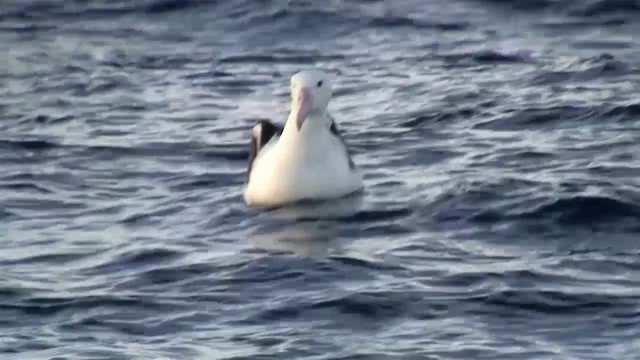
247, 120, 283, 176
328, 114, 356, 169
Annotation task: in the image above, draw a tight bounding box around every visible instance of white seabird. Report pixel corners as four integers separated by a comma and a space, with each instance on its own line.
243, 69, 363, 208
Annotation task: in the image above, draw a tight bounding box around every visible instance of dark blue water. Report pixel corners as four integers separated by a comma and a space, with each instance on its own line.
2, 0, 640, 358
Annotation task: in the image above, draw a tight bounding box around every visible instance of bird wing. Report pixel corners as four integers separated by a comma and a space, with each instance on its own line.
248, 119, 283, 175
326, 112, 356, 169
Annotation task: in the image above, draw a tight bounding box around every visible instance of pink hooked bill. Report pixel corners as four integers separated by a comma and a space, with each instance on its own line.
294, 87, 312, 131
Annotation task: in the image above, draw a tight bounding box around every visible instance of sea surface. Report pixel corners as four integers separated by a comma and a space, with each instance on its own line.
2, 0, 640, 359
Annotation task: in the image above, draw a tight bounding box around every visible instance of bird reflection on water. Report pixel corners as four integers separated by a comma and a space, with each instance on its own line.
250, 193, 364, 257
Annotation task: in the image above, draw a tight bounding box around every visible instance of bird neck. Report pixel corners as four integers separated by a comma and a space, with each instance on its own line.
282, 110, 329, 140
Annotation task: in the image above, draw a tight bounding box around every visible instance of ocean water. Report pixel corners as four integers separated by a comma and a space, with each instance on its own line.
2, 0, 640, 358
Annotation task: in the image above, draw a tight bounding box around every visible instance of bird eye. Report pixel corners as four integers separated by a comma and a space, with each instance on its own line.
317, 81, 323, 88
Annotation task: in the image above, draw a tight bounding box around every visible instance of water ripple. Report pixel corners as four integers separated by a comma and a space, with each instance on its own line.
3, 0, 640, 358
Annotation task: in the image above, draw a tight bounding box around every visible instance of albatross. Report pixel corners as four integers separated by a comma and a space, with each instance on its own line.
243, 69, 363, 208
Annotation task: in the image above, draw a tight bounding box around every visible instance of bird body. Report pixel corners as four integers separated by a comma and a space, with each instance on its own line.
243, 70, 363, 208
